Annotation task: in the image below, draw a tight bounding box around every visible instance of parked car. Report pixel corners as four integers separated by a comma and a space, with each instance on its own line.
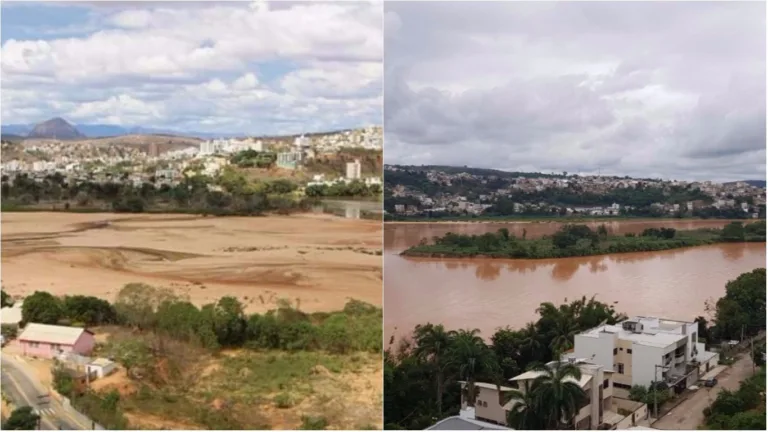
704, 378, 718, 387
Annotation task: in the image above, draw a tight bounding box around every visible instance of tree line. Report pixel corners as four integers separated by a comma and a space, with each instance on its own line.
305, 180, 382, 199
5, 284, 382, 355
384, 268, 766, 430
1, 172, 316, 216
403, 221, 766, 259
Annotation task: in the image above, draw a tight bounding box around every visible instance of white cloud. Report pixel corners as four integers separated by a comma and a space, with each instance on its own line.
1, 1, 382, 135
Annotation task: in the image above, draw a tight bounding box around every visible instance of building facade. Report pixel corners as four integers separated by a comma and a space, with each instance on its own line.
18, 323, 95, 359
572, 317, 719, 398
346, 159, 362, 180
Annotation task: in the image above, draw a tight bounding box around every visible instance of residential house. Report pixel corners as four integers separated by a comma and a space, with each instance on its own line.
508, 359, 647, 430
572, 317, 719, 399
18, 323, 95, 359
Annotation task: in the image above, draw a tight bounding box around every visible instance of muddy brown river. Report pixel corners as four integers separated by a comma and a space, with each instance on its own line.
384, 220, 766, 344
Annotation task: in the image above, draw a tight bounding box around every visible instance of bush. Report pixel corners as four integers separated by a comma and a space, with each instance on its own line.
301, 415, 328, 430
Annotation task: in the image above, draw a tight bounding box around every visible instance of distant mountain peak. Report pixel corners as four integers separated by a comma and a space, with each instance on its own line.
28, 117, 85, 140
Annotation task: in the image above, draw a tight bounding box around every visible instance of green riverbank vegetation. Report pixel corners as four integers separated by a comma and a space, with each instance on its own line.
401, 221, 765, 259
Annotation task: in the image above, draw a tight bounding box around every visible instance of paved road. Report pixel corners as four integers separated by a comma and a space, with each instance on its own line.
1, 355, 87, 430
653, 355, 756, 430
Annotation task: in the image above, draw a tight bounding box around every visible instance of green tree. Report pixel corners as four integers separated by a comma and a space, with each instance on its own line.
1, 289, 13, 307
529, 361, 588, 429
447, 329, 500, 407
3, 406, 40, 430
713, 268, 766, 340
21, 291, 63, 324
413, 323, 452, 416
721, 222, 746, 241
505, 380, 545, 430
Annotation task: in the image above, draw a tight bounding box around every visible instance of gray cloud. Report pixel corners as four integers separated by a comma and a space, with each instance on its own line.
384, 1, 766, 182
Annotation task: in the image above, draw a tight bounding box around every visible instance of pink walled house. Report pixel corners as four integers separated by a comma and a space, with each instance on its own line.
18, 323, 95, 359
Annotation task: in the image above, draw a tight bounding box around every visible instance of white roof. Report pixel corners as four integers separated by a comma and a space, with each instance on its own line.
579, 316, 691, 349
89, 358, 114, 367
18, 323, 90, 345
1, 305, 23, 325
459, 381, 515, 392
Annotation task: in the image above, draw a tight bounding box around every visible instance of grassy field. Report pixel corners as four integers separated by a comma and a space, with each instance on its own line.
87, 328, 382, 430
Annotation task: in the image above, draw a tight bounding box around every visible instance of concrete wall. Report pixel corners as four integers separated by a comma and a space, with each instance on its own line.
574, 332, 615, 375
473, 386, 508, 425
72, 333, 95, 356
631, 343, 664, 387
613, 398, 647, 430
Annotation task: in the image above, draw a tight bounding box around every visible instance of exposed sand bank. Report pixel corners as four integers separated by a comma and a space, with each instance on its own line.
1, 212, 382, 312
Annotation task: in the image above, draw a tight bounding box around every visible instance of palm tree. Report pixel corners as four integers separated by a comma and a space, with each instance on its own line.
447, 328, 498, 407
505, 380, 545, 430
413, 324, 451, 416
530, 361, 588, 429
549, 314, 579, 358
520, 321, 543, 361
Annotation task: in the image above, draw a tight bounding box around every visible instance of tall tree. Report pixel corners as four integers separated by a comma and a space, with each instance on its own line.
21, 291, 63, 324
447, 329, 500, 407
529, 361, 587, 429
413, 323, 452, 416
505, 380, 545, 430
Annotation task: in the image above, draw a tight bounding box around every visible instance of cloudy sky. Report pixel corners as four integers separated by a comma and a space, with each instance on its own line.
384, 1, 766, 182
1, 1, 382, 135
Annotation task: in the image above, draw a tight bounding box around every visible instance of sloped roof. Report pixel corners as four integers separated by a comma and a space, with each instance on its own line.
18, 323, 91, 345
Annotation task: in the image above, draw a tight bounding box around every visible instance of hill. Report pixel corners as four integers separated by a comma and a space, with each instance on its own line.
27, 117, 85, 140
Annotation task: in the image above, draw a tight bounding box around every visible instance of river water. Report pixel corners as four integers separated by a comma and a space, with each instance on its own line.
384, 220, 766, 344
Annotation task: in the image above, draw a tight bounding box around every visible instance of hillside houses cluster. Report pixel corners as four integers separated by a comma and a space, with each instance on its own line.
385, 166, 766, 217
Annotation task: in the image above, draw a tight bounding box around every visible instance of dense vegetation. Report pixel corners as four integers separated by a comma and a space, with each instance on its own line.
1, 171, 315, 216
384, 296, 626, 430
18, 283, 381, 429
402, 221, 766, 259
305, 180, 382, 199
17, 284, 381, 355
2, 406, 40, 430
703, 367, 765, 430
385, 269, 766, 430
229, 149, 277, 168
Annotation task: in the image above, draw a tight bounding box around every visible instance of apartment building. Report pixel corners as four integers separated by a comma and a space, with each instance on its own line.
572, 317, 720, 398
346, 159, 362, 180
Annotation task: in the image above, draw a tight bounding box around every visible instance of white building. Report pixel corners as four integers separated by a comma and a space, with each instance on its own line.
572, 317, 720, 398
346, 159, 362, 180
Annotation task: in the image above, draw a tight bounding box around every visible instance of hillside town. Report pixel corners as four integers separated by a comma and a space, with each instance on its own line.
1, 127, 383, 192
384, 165, 767, 219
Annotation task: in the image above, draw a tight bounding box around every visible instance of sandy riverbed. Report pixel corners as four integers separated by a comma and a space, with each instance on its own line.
1, 212, 382, 312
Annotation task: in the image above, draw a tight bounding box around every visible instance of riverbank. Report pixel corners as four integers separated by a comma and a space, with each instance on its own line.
401, 222, 765, 259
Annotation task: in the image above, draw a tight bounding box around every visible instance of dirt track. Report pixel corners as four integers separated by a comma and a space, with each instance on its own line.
1, 212, 382, 312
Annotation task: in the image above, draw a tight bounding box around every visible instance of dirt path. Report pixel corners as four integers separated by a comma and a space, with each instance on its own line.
653, 355, 757, 430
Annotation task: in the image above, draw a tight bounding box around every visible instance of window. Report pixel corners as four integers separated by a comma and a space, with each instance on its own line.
29, 342, 39, 348
483, 401, 488, 407
613, 348, 618, 355
627, 349, 633, 354
619, 347, 624, 351
617, 363, 625, 374
603, 379, 610, 388
614, 383, 632, 390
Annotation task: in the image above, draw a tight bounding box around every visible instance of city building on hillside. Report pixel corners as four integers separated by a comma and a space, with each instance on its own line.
346, 159, 362, 180
277, 151, 303, 169
18, 323, 95, 359
572, 317, 720, 399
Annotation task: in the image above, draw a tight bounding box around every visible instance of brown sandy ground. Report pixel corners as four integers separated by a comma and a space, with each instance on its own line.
1, 212, 382, 313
